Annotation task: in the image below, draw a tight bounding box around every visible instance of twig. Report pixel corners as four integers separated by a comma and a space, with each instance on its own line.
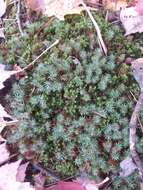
130, 90, 138, 102
15, 0, 24, 36
81, 1, 107, 55
93, 110, 106, 119
33, 163, 60, 181
22, 39, 59, 71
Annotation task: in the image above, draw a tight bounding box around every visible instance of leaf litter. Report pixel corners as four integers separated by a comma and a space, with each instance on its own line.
0, 160, 34, 190
0, 63, 33, 189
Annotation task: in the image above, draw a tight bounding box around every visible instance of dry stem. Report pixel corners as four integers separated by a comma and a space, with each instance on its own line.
81, 1, 107, 55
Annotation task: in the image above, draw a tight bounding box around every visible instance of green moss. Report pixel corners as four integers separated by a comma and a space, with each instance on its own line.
3, 12, 143, 189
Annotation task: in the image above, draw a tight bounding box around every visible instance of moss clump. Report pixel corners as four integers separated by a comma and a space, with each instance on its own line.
3, 12, 143, 189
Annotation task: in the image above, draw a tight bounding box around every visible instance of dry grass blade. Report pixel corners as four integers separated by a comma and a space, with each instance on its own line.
0, 120, 19, 127
22, 39, 59, 71
81, 1, 107, 55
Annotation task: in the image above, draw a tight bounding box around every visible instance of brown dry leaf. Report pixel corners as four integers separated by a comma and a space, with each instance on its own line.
103, 0, 128, 11
120, 7, 143, 35
16, 162, 30, 182
0, 160, 34, 190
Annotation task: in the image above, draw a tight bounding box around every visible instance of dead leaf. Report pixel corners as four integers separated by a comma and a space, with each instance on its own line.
0, 160, 34, 190
0, 64, 22, 127
0, 104, 12, 132
0, 97, 12, 130
16, 162, 30, 182
131, 58, 143, 91
120, 7, 143, 35
0, 0, 6, 18
0, 136, 6, 142
0, 143, 9, 163
0, 0, 6, 39
0, 64, 20, 90
120, 157, 137, 177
